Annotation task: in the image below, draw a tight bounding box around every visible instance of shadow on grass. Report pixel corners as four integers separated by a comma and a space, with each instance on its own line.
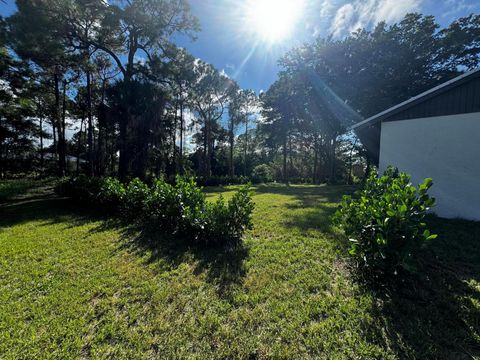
254, 183, 355, 201
279, 185, 356, 233
366, 217, 480, 359
0, 196, 96, 229
0, 191, 249, 301
112, 225, 249, 300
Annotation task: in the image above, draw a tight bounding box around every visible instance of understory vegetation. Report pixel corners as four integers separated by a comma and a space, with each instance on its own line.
55, 176, 254, 246
1, 181, 479, 358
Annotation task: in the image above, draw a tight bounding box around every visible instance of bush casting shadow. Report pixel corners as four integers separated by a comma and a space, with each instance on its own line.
116, 225, 249, 299
365, 217, 480, 359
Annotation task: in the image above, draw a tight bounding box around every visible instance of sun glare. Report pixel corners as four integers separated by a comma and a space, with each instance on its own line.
245, 0, 305, 43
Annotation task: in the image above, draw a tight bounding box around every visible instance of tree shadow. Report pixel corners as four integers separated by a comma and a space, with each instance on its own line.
0, 196, 99, 229
367, 217, 480, 358
278, 185, 356, 233
114, 225, 249, 300
254, 184, 356, 201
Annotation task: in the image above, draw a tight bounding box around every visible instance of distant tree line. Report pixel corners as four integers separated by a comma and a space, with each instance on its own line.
1, 2, 479, 184
259, 13, 480, 183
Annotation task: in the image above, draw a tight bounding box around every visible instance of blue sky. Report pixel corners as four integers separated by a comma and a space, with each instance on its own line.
176, 0, 480, 93
2, 0, 479, 94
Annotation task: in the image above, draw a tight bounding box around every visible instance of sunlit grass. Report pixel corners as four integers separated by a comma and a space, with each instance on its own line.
0, 181, 479, 358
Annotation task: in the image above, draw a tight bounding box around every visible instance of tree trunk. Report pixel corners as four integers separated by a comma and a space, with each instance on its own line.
86, 69, 94, 176
0, 117, 3, 179
329, 134, 337, 184
118, 108, 129, 180
97, 105, 107, 176
283, 132, 288, 184
179, 102, 184, 174
244, 117, 248, 177
0, 141, 3, 179
52, 119, 57, 161
313, 137, 318, 184
55, 72, 66, 176
77, 118, 84, 175
229, 118, 234, 177
172, 98, 179, 173
288, 135, 293, 180
203, 120, 210, 176
62, 80, 68, 174
347, 138, 357, 185
39, 116, 44, 171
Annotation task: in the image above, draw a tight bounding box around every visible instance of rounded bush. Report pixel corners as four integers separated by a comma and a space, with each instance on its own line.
333, 167, 437, 280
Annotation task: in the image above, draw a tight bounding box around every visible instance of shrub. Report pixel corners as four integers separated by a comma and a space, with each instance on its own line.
122, 178, 151, 220
57, 175, 255, 247
333, 167, 437, 279
174, 177, 209, 236
251, 164, 274, 184
145, 177, 178, 229
97, 177, 126, 213
224, 185, 255, 239
201, 185, 255, 246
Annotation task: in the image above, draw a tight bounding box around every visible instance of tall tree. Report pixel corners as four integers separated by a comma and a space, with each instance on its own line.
190, 61, 235, 176
80, 0, 199, 179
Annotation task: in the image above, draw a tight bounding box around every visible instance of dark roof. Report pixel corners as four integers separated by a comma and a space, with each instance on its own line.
351, 68, 480, 130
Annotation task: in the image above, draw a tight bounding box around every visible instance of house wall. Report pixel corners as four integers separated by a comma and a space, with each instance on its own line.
379, 112, 480, 221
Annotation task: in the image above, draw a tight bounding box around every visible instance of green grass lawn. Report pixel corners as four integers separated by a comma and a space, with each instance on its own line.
1, 182, 479, 359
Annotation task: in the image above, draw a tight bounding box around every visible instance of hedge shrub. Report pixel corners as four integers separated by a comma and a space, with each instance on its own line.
333, 167, 437, 279
56, 176, 254, 247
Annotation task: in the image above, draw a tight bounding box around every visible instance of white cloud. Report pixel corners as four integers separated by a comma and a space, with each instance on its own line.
374, 0, 422, 23
442, 0, 476, 18
331, 3, 356, 38
329, 0, 422, 38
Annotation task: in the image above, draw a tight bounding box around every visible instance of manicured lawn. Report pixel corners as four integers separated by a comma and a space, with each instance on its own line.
0, 182, 479, 358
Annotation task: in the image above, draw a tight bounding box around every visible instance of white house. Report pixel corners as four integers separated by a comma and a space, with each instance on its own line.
351, 69, 480, 221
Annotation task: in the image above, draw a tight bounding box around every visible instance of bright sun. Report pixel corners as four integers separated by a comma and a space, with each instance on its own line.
245, 0, 305, 43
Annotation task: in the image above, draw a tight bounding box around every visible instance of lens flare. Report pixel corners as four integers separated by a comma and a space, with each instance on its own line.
244, 0, 305, 43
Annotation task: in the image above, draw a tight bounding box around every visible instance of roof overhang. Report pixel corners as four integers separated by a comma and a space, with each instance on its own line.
350, 68, 480, 131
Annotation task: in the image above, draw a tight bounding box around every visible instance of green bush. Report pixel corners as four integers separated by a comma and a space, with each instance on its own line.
56, 176, 255, 247
122, 178, 151, 220
145, 177, 180, 230
251, 164, 274, 183
97, 177, 126, 212
201, 185, 255, 246
333, 167, 437, 279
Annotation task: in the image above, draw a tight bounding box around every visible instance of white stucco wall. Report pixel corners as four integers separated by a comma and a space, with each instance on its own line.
379, 112, 480, 221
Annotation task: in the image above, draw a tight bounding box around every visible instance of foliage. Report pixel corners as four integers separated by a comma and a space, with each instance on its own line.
97, 177, 125, 212
55, 176, 255, 246
333, 167, 437, 279
122, 178, 151, 220
251, 164, 274, 183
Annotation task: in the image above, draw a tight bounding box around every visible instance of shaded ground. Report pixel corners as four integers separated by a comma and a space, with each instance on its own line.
0, 182, 479, 358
